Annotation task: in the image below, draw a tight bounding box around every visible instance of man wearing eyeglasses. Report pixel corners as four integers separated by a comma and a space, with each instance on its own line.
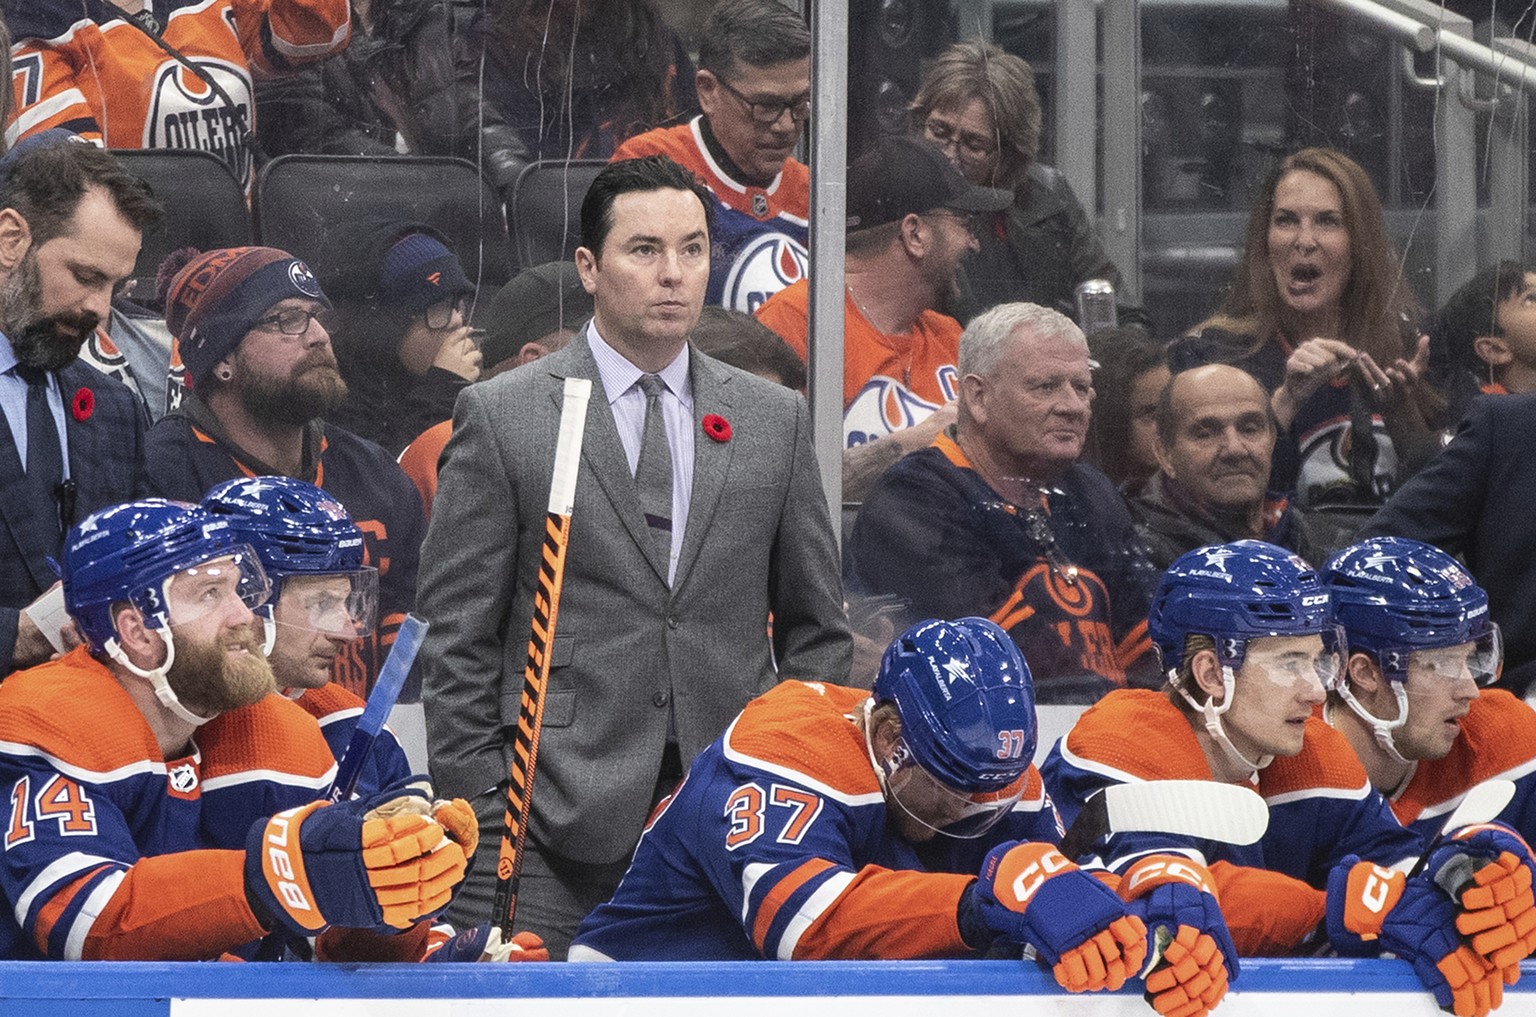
142, 246, 426, 702
612, 0, 812, 314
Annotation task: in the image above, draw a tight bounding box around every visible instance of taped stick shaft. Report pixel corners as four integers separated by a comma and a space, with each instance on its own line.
493, 377, 590, 935
327, 612, 428, 802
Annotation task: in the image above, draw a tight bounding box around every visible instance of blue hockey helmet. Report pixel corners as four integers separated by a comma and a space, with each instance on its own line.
873, 617, 1037, 794
61, 498, 270, 654
1149, 540, 1338, 676
201, 477, 378, 641
1322, 537, 1499, 684
201, 477, 365, 581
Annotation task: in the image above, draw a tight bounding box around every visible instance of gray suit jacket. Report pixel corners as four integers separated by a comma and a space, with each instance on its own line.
417, 331, 851, 863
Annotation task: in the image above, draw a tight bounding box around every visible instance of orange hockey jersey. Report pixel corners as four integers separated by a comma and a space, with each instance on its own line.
7, 0, 349, 189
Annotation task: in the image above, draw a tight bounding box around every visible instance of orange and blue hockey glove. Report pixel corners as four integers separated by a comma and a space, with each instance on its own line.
960, 841, 1148, 992
1119, 854, 1238, 1017
1327, 856, 1503, 1017
1428, 823, 1536, 983
244, 779, 470, 937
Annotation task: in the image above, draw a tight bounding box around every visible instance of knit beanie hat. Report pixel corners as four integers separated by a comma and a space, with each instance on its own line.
378, 231, 474, 316
163, 246, 331, 388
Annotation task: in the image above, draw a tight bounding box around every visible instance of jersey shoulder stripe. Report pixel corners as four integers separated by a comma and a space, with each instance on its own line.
197, 694, 337, 791
1259, 718, 1371, 803
0, 651, 165, 779
721, 682, 884, 805
1058, 689, 1211, 781
294, 683, 367, 727
1394, 690, 1536, 823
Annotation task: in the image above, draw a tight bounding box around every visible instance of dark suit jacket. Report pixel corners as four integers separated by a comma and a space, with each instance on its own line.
0, 360, 148, 673
417, 331, 851, 864
1364, 393, 1536, 694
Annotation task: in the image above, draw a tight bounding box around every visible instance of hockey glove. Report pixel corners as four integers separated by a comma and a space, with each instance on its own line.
245, 780, 470, 937
424, 923, 550, 962
1120, 854, 1238, 1017
964, 840, 1147, 992
1326, 856, 1503, 1017
1428, 823, 1536, 981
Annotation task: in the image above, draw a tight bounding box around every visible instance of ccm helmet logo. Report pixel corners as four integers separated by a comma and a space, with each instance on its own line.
265, 809, 316, 915
1302, 594, 1328, 606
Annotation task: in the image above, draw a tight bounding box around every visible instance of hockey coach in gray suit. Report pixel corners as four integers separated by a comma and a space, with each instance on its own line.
417, 155, 852, 956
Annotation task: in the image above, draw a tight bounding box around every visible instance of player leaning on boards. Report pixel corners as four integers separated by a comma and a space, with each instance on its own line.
571, 617, 1235, 1017
0, 498, 474, 961
1042, 539, 1536, 1017
1321, 537, 1536, 985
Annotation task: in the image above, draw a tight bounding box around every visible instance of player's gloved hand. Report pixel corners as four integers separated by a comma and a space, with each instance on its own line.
1326, 856, 1504, 1017
962, 840, 1147, 992
1428, 823, 1536, 981
423, 923, 550, 962
245, 780, 470, 937
1119, 854, 1238, 1017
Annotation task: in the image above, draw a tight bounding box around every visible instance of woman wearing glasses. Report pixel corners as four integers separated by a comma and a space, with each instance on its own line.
319, 222, 483, 456
910, 40, 1146, 329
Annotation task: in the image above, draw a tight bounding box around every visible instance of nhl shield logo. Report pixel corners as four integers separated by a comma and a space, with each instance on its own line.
751, 192, 769, 218
168, 762, 199, 796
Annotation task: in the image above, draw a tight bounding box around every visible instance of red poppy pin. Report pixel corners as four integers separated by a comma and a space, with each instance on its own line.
702, 413, 732, 443
71, 387, 94, 422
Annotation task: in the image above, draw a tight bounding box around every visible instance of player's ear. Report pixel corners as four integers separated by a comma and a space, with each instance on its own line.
113, 603, 167, 669
1346, 652, 1384, 694
0, 208, 33, 271
1190, 648, 1226, 704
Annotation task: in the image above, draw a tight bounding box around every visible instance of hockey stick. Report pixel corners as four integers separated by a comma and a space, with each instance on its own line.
325, 612, 429, 803
1407, 778, 1517, 878
1058, 779, 1270, 860
492, 376, 592, 936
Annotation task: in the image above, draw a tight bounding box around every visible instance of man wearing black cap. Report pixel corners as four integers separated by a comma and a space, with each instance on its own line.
756, 134, 1011, 500
0, 137, 161, 678
142, 246, 425, 701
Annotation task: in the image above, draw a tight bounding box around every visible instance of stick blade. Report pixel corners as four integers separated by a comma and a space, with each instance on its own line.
1102, 780, 1269, 846
1446, 779, 1516, 832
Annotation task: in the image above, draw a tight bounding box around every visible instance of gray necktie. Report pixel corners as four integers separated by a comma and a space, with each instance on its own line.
635, 374, 673, 569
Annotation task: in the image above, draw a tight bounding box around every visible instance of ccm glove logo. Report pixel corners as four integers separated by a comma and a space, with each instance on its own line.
1123, 855, 1217, 898
259, 803, 327, 932
1007, 845, 1072, 905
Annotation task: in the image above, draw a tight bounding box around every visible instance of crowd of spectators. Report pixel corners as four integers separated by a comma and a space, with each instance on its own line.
7, 0, 1536, 991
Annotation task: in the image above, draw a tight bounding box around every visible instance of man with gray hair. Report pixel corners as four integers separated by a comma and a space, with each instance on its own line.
845, 302, 1159, 700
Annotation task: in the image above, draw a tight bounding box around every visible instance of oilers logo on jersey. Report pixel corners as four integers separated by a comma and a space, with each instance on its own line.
143, 58, 254, 186
844, 368, 958, 448
722, 232, 808, 315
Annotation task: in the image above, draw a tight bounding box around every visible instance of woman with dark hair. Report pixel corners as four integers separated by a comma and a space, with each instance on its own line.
1082, 327, 1169, 496
322, 222, 482, 456
908, 39, 1145, 327
1171, 146, 1440, 507
1428, 259, 1536, 425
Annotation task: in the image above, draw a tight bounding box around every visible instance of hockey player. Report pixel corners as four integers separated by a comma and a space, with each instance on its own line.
199, 476, 402, 786
572, 617, 1236, 1017
1043, 539, 1518, 1017
1322, 536, 1536, 981
0, 498, 474, 961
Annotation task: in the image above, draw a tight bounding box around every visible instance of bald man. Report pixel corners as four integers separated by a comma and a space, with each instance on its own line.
1133, 364, 1331, 569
